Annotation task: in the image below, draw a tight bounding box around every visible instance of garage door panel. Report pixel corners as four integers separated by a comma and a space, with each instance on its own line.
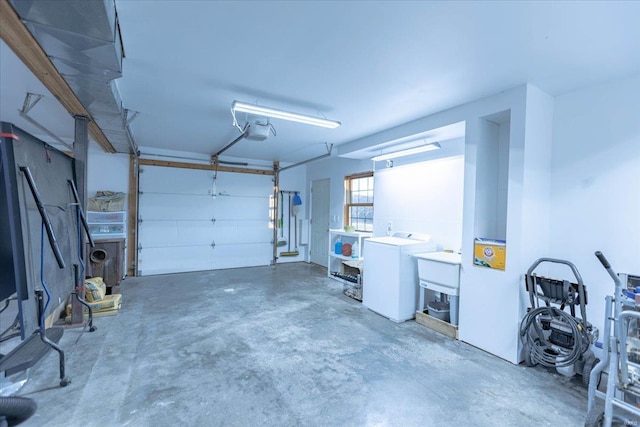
139, 220, 178, 247
213, 220, 272, 244
176, 221, 216, 244
140, 166, 213, 195
138, 165, 273, 276
140, 220, 215, 247
215, 172, 274, 197
213, 196, 269, 220
138, 246, 213, 276
213, 243, 272, 269
139, 193, 214, 220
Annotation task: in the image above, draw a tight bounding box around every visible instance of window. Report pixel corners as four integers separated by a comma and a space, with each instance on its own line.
344, 172, 373, 232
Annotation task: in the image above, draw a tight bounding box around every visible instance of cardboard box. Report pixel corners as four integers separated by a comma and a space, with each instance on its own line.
473, 238, 506, 271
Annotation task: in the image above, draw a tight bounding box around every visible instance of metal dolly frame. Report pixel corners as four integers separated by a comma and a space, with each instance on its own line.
586, 252, 640, 426
520, 258, 597, 385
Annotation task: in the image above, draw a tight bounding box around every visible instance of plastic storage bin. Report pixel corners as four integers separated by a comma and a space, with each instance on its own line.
427, 301, 450, 322
87, 211, 126, 239
88, 223, 125, 236
87, 211, 126, 223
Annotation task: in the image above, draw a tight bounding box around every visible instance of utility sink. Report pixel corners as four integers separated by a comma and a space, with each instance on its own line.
413, 252, 462, 295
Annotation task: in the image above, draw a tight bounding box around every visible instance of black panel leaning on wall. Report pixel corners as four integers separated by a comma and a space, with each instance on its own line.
0, 125, 29, 302
0, 122, 79, 336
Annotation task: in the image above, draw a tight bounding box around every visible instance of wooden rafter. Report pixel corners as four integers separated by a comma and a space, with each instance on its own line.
139, 158, 276, 176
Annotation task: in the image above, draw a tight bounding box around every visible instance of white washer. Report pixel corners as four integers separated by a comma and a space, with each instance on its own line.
363, 234, 437, 322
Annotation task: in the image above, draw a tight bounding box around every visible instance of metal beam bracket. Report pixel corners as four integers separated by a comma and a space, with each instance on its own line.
279, 143, 334, 172
18, 93, 73, 151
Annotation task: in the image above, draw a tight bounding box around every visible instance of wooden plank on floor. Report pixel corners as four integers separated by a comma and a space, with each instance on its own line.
415, 310, 458, 339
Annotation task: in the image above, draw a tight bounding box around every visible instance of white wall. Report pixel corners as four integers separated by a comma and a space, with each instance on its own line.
304, 156, 371, 265
87, 75, 640, 365
458, 89, 530, 364
306, 156, 372, 230
87, 144, 130, 198
473, 119, 502, 239
372, 153, 465, 251
496, 117, 510, 240
339, 84, 553, 364
549, 74, 640, 337
278, 165, 307, 263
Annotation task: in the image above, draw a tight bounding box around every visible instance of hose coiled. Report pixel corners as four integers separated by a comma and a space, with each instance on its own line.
520, 306, 591, 367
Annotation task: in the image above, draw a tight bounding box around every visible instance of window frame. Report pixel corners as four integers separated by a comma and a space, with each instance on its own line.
344, 171, 374, 232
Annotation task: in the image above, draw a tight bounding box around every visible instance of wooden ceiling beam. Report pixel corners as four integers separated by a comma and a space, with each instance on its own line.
0, 0, 116, 153
139, 158, 275, 176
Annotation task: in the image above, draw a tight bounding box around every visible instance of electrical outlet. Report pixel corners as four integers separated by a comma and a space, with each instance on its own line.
387, 221, 393, 236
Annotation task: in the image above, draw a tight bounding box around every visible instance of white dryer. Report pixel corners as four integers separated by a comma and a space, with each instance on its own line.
363, 233, 437, 322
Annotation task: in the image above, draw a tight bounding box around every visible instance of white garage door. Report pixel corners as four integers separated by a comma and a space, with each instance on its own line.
138, 165, 273, 276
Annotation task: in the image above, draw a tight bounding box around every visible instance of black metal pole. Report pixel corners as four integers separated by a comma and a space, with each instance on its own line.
214, 130, 248, 157
19, 166, 65, 269
67, 179, 94, 248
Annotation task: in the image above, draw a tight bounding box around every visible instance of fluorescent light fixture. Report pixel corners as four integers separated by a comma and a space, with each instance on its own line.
371, 142, 441, 161
232, 101, 341, 129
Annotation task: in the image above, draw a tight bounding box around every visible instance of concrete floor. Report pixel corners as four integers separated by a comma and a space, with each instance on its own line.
11, 262, 589, 426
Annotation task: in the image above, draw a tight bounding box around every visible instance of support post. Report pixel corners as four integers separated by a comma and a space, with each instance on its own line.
127, 153, 138, 276
273, 161, 279, 265
70, 115, 89, 326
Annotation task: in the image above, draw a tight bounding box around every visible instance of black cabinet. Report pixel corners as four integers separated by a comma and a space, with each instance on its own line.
86, 238, 125, 294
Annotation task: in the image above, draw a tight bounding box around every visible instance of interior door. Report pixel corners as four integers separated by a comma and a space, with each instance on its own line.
310, 178, 330, 267
138, 165, 272, 275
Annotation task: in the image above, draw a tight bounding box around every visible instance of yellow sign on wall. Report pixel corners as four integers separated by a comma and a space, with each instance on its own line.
473, 238, 506, 271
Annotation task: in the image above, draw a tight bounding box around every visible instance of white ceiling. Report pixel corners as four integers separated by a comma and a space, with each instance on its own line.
2, 1, 639, 164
